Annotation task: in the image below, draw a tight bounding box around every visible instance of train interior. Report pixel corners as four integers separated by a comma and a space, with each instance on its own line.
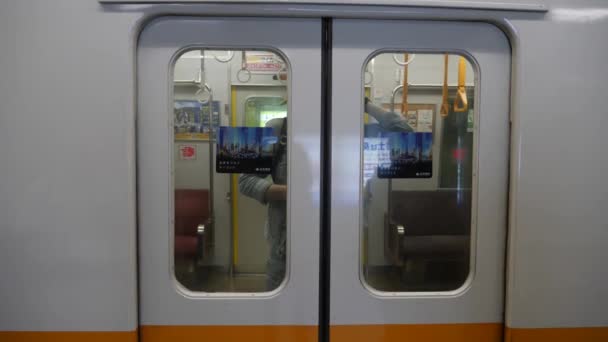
172, 49, 475, 293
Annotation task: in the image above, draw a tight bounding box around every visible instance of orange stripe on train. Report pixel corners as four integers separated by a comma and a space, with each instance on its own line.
505, 326, 608, 342
0, 330, 136, 342
4, 324, 606, 342
331, 323, 502, 342
141, 325, 317, 342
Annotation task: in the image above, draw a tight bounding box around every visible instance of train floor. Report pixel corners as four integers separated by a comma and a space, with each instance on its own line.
176, 264, 268, 292
174, 262, 465, 293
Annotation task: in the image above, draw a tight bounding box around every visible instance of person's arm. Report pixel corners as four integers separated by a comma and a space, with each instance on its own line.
239, 172, 287, 203
238, 118, 288, 203
365, 98, 414, 132
265, 184, 287, 201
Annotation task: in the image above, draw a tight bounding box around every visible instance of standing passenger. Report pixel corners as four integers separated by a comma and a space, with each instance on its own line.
239, 99, 412, 290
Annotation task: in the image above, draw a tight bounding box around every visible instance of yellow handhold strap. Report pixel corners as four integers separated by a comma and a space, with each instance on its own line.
453, 56, 468, 112
440, 54, 450, 117
401, 53, 409, 115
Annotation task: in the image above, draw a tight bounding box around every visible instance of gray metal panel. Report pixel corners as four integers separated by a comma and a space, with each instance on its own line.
331, 19, 510, 325
504, 8, 608, 329
98, 0, 547, 12
138, 17, 321, 325
0, 0, 138, 332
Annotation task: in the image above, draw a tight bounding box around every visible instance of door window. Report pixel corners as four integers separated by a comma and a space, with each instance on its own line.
361, 52, 476, 292
245, 96, 287, 127
172, 49, 290, 293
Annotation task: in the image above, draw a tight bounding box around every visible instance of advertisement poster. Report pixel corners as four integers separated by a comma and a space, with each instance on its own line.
245, 51, 283, 73
417, 109, 434, 133
216, 126, 278, 174
381, 103, 434, 133
364, 131, 433, 179
178, 144, 196, 160
174, 100, 220, 140
363, 136, 391, 183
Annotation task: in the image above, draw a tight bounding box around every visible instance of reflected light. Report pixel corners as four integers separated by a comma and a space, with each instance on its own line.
552, 8, 608, 23
452, 148, 466, 161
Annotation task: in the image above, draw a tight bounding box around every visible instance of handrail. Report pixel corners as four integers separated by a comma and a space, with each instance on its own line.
391, 85, 403, 112
237, 51, 252, 83
393, 53, 416, 66
196, 83, 213, 104
174, 68, 203, 85
400, 53, 409, 114
440, 54, 450, 117
392, 82, 472, 112
213, 50, 235, 63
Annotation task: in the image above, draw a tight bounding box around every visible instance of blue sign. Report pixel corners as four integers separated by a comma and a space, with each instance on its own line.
364, 131, 433, 179
216, 126, 278, 174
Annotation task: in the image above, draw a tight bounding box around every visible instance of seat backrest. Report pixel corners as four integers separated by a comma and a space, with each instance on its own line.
174, 189, 210, 236
390, 190, 471, 236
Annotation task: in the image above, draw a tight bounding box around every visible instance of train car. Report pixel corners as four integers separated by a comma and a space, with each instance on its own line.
1, 1, 607, 342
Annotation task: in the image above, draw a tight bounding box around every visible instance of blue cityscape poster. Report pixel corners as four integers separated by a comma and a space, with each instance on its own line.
216, 126, 277, 174
364, 131, 433, 179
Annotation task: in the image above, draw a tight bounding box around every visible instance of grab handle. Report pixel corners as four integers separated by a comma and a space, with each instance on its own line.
453, 56, 468, 112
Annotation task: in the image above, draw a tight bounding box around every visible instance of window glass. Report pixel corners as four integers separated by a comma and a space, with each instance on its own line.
245, 96, 287, 127
362, 53, 475, 292
173, 49, 289, 293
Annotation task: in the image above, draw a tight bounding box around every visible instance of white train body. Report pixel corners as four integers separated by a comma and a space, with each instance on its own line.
0, 1, 606, 341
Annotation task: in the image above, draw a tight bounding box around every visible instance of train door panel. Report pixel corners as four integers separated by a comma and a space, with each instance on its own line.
138, 17, 321, 341
331, 20, 510, 340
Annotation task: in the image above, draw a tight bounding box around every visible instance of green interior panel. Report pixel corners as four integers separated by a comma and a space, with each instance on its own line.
244, 96, 287, 127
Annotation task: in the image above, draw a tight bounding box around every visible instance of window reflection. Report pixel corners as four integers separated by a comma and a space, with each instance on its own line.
173, 49, 289, 293
362, 53, 475, 292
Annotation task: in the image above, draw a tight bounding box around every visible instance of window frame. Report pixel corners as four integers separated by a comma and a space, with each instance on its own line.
169, 46, 293, 298
358, 49, 482, 298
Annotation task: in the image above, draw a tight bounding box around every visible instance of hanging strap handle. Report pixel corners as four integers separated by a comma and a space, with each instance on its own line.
440, 54, 450, 117
453, 56, 468, 112
400, 53, 409, 115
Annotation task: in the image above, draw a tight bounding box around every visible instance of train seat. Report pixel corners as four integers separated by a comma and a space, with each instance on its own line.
174, 189, 210, 260
386, 190, 471, 263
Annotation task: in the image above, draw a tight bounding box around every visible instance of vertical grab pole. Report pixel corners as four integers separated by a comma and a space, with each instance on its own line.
400, 53, 409, 116
207, 90, 215, 260
441, 54, 450, 117
201, 49, 215, 267
390, 54, 410, 264
230, 86, 238, 278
